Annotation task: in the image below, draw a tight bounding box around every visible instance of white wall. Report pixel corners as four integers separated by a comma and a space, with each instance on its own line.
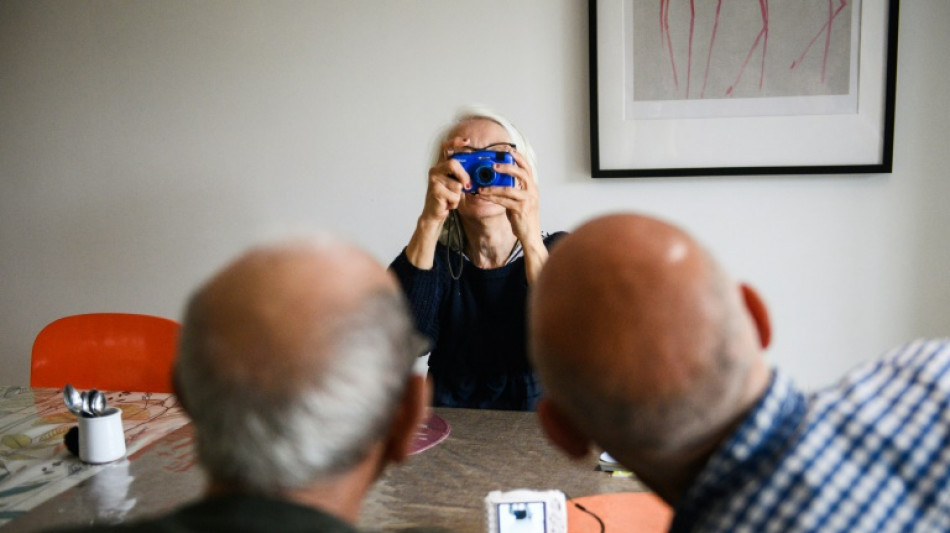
2, 1, 948, 389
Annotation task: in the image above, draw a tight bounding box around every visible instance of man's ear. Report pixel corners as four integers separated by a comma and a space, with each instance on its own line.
740, 283, 771, 349
384, 374, 431, 464
537, 398, 591, 458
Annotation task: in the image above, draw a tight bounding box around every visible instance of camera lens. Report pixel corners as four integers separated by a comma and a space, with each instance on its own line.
475, 166, 496, 187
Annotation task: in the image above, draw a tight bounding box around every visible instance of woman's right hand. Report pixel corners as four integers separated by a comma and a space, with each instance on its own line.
406, 136, 472, 269
420, 136, 474, 224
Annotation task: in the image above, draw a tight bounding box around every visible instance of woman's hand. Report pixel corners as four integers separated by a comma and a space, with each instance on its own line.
405, 136, 472, 269
477, 150, 548, 283
420, 137, 472, 226
477, 150, 541, 247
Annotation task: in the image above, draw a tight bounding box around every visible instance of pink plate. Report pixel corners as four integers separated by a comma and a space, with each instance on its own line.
409, 412, 451, 455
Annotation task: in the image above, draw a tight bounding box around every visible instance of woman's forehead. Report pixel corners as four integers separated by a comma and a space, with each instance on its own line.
448, 118, 510, 142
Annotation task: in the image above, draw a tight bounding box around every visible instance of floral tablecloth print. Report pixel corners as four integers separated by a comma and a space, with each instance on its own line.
0, 386, 188, 526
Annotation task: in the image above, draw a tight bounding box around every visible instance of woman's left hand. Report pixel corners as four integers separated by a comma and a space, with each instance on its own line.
476, 150, 542, 245
477, 150, 549, 283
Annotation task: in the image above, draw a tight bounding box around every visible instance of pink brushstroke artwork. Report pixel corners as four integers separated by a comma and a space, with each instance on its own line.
646, 0, 852, 101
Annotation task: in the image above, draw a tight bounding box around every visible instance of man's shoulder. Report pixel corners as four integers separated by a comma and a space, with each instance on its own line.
359, 525, 454, 533
46, 494, 459, 533
839, 338, 950, 389
543, 231, 568, 247
46, 494, 348, 533
881, 338, 950, 367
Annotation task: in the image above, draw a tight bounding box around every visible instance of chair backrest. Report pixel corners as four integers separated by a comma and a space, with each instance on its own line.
31, 313, 180, 393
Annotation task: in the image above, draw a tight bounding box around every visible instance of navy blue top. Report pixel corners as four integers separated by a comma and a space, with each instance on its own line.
389, 232, 565, 411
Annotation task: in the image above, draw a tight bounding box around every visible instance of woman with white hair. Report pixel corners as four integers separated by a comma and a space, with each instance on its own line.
389, 107, 564, 411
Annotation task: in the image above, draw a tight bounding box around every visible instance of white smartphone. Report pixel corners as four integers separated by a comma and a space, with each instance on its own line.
485, 489, 567, 533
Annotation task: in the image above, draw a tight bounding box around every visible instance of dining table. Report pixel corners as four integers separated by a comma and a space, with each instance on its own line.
1, 386, 670, 532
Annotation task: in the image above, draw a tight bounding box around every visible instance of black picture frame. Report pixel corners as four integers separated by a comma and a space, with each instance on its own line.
589, 0, 900, 178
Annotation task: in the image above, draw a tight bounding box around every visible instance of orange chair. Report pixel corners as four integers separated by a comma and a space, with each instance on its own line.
31, 313, 180, 393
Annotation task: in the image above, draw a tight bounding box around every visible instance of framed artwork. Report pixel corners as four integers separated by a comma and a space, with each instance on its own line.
589, 0, 900, 177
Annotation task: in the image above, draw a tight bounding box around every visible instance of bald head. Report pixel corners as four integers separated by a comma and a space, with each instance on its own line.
530, 214, 770, 457
185, 237, 397, 392
175, 236, 422, 492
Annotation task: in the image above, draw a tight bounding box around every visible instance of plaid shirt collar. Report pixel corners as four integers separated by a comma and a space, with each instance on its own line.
671, 370, 809, 532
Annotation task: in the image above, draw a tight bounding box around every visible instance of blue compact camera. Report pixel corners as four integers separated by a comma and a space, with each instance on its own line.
450, 151, 516, 193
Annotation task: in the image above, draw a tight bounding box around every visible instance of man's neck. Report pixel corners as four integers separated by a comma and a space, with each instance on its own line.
624, 430, 734, 504
207, 454, 382, 525
280, 476, 370, 524
632, 363, 774, 505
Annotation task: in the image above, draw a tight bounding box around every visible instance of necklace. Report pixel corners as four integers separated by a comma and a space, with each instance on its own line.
446, 211, 522, 279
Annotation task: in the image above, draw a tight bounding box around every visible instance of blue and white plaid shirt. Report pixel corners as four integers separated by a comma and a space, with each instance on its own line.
671, 338, 950, 532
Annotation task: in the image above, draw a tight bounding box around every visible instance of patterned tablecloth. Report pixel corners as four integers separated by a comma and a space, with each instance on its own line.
0, 386, 189, 526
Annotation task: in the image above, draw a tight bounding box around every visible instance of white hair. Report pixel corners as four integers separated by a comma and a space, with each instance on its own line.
434, 106, 539, 250
175, 287, 422, 492
431, 105, 539, 182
